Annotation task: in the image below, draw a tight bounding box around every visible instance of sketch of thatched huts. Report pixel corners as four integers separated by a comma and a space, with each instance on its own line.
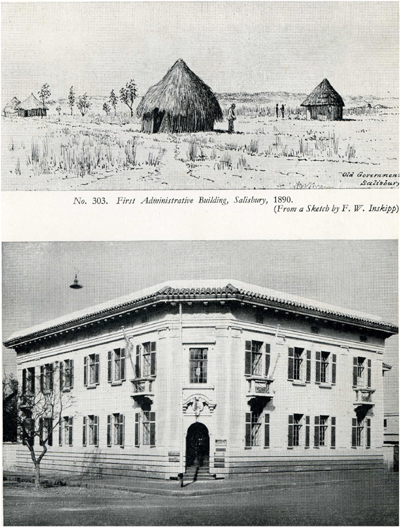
17, 93, 48, 117
3, 96, 21, 116
137, 59, 223, 133
301, 79, 344, 121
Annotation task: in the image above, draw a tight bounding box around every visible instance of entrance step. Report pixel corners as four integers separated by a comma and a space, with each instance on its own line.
185, 465, 216, 481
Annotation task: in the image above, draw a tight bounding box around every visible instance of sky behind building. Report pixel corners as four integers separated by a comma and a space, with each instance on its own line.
2, 2, 398, 103
2, 240, 398, 411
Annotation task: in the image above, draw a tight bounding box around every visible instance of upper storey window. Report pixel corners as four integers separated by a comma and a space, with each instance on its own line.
190, 348, 208, 384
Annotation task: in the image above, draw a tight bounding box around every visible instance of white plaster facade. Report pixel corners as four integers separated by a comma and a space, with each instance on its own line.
4, 280, 397, 479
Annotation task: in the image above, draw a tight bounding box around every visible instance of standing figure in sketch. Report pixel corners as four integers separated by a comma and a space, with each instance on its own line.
281, 104, 285, 119
276, 103, 279, 118
228, 103, 236, 133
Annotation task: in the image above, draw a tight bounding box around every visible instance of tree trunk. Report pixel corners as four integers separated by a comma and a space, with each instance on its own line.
34, 462, 40, 487
130, 107, 133, 117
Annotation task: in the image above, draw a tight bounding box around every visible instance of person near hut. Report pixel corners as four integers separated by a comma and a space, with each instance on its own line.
281, 104, 285, 119
228, 104, 236, 133
276, 103, 279, 119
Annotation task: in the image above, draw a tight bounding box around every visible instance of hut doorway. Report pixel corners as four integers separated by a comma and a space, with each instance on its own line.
185, 422, 210, 469
152, 109, 165, 133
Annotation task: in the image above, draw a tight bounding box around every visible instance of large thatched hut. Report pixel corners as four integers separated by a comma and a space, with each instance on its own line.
3, 97, 20, 116
137, 59, 223, 133
17, 93, 48, 117
301, 79, 344, 121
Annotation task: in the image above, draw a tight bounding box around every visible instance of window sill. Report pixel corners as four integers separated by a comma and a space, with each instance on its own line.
318, 384, 333, 389
291, 381, 306, 386
62, 387, 72, 393
86, 384, 97, 390
111, 380, 123, 386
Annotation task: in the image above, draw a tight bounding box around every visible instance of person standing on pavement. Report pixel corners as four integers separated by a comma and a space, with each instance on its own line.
276, 103, 279, 118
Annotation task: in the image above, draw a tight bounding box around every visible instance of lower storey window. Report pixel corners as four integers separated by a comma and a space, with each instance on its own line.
107, 413, 125, 447
39, 417, 53, 446
352, 416, 371, 448
288, 414, 310, 448
83, 415, 99, 446
245, 412, 261, 447
314, 416, 336, 448
59, 416, 73, 446
135, 412, 156, 446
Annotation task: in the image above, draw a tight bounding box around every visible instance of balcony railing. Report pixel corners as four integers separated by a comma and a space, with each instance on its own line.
353, 388, 375, 406
246, 378, 275, 398
130, 378, 155, 399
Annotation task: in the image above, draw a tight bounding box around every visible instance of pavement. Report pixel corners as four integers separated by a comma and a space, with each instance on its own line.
3, 467, 390, 497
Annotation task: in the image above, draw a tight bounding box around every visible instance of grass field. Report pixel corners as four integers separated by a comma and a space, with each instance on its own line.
2, 95, 398, 190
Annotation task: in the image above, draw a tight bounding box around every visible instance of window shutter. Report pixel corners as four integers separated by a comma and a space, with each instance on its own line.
150, 412, 156, 446
84, 356, 88, 386
288, 348, 294, 381
32, 369, 35, 393
264, 414, 270, 447
107, 415, 112, 447
121, 348, 126, 381
108, 351, 112, 382
39, 418, 44, 446
135, 414, 140, 447
69, 417, 73, 446
83, 416, 87, 446
332, 354, 337, 385
245, 413, 251, 447
40, 365, 44, 392
121, 414, 125, 447
60, 362, 64, 390
59, 421, 63, 446
49, 364, 54, 391
265, 344, 271, 377
306, 350, 311, 383
314, 416, 320, 447
366, 418, 371, 448
315, 352, 321, 384
136, 345, 141, 378
245, 341, 252, 375
22, 369, 27, 394
70, 360, 74, 389
150, 342, 156, 376
353, 357, 358, 387
48, 420, 53, 447
352, 418, 357, 447
288, 415, 294, 448
367, 360, 371, 388
305, 416, 310, 448
95, 416, 99, 446
95, 355, 100, 384
331, 417, 336, 448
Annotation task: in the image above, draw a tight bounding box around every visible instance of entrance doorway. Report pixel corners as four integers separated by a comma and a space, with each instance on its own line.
185, 422, 210, 469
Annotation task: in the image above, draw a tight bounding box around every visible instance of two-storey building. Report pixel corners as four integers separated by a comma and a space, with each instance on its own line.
4, 280, 397, 479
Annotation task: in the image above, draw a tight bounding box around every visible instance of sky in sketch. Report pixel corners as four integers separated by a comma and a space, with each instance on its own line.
2, 241, 398, 411
2, 2, 398, 103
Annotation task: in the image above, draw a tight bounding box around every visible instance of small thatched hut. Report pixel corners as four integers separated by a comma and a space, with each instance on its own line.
301, 79, 344, 121
3, 97, 21, 116
137, 59, 223, 133
17, 93, 48, 117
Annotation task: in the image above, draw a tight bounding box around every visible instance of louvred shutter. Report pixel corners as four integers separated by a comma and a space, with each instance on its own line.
288, 348, 294, 380
245, 341, 252, 375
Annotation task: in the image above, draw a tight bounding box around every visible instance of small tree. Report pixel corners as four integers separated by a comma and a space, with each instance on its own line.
109, 89, 118, 116
38, 83, 51, 119
68, 86, 76, 116
3, 374, 18, 443
77, 93, 91, 116
17, 365, 73, 487
120, 79, 138, 117
102, 102, 111, 115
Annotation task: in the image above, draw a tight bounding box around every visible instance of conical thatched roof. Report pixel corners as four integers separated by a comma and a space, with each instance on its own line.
18, 93, 48, 110
137, 59, 222, 122
301, 79, 344, 107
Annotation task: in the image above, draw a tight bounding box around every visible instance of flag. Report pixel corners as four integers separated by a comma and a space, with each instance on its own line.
122, 326, 135, 373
